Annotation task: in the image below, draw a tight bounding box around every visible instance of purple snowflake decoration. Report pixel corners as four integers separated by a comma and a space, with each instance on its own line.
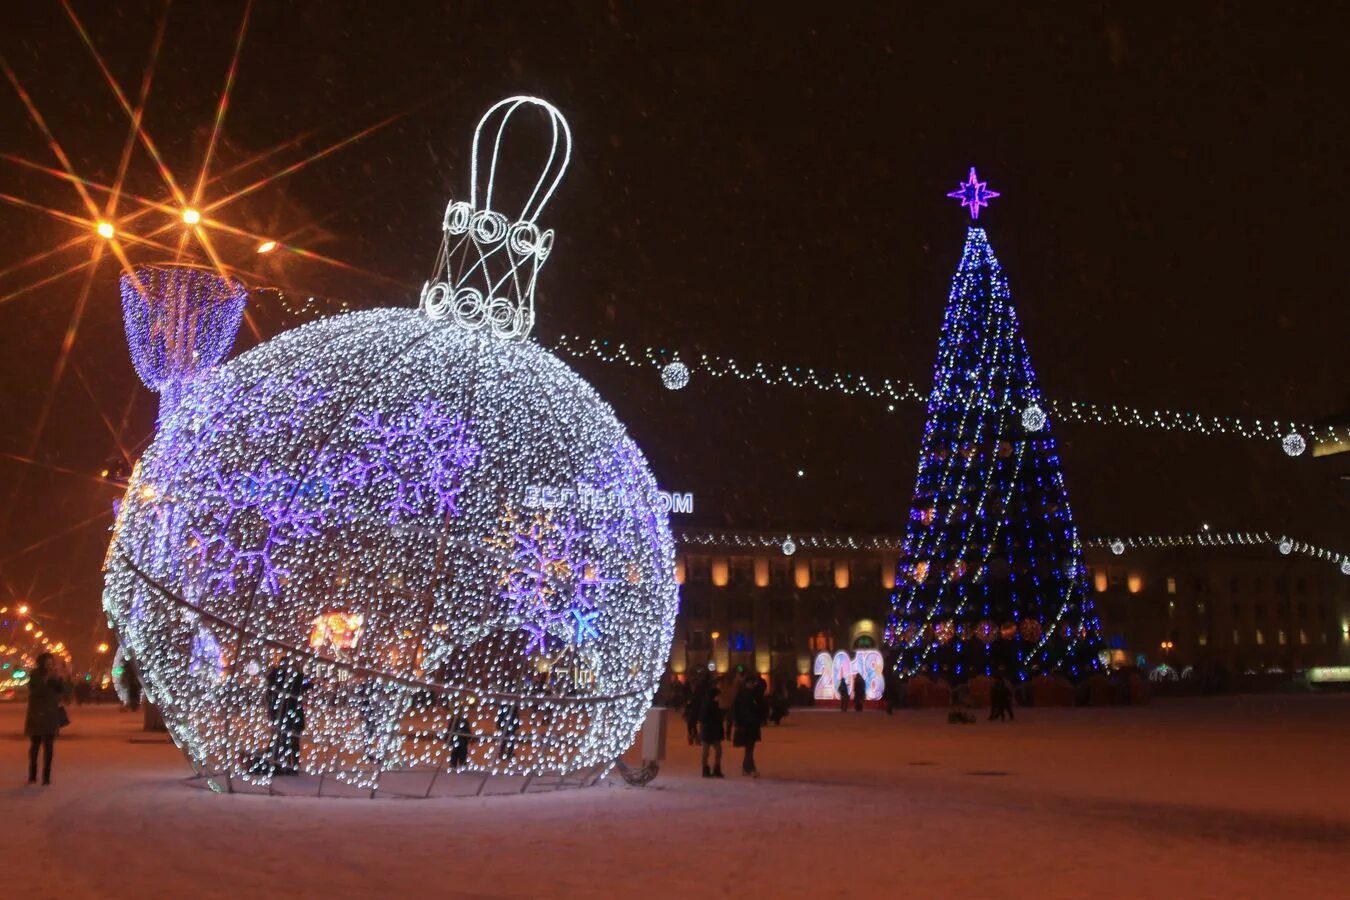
189, 460, 330, 597
501, 513, 613, 656
344, 399, 480, 524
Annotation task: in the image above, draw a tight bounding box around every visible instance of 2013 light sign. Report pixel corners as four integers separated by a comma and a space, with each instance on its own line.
812, 650, 885, 702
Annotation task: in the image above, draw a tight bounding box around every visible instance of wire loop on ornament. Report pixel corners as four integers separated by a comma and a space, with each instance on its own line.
421, 96, 572, 342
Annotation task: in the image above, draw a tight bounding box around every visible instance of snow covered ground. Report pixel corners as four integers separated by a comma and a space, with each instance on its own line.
6, 693, 1350, 899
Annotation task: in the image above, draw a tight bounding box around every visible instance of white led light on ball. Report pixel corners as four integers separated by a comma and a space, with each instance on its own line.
661, 361, 690, 391
103, 97, 678, 796
1021, 403, 1046, 433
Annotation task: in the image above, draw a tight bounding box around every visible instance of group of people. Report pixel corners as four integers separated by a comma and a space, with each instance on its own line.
836, 670, 868, 712
681, 671, 769, 778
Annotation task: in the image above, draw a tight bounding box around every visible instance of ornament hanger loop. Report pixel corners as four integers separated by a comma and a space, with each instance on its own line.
471, 96, 573, 225
423, 96, 572, 341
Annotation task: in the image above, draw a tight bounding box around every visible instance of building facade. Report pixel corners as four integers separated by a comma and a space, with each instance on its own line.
668, 529, 1350, 688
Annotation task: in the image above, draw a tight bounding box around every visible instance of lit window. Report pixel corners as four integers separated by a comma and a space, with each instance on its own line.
1232, 629, 1240, 645
1166, 577, 1177, 594
711, 558, 729, 587
1278, 630, 1287, 646
1197, 601, 1206, 615
1299, 629, 1309, 645
1198, 633, 1209, 647
753, 557, 770, 588
1256, 629, 1265, 646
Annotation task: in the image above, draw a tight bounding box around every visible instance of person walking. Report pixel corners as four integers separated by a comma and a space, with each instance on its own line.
447, 711, 473, 770
852, 670, 866, 712
25, 652, 69, 786
733, 676, 766, 777
699, 683, 725, 778
717, 672, 738, 746
496, 701, 521, 761
990, 671, 1015, 722
683, 677, 704, 745
120, 658, 141, 712
265, 660, 311, 774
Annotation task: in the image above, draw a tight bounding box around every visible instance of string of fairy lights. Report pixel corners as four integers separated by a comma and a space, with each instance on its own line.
251, 290, 1346, 455
548, 336, 1346, 454
675, 529, 1350, 575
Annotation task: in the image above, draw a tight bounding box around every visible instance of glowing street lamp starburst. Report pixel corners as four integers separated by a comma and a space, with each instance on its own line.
947, 166, 1000, 220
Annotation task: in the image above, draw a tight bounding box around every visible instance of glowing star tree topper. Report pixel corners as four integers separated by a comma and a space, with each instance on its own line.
946, 167, 1000, 220
103, 97, 678, 797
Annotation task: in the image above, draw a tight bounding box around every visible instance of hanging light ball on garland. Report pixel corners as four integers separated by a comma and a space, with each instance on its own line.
660, 360, 690, 391
781, 537, 797, 556
1109, 539, 1126, 556
1341, 559, 1350, 576
1278, 537, 1294, 555
1021, 403, 1047, 432
1282, 431, 1307, 457
102, 97, 678, 795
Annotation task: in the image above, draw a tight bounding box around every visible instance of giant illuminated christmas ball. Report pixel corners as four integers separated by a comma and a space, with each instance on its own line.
102, 97, 678, 794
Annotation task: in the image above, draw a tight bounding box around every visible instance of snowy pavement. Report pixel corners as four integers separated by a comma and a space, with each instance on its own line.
6, 694, 1350, 899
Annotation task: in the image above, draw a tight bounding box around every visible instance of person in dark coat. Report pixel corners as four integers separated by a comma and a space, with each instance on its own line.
699, 684, 725, 778
496, 702, 521, 761
25, 652, 69, 785
768, 683, 790, 725
265, 661, 312, 774
448, 711, 473, 770
683, 678, 705, 745
852, 671, 866, 712
120, 658, 141, 712
733, 676, 767, 776
837, 676, 849, 712
990, 671, 1015, 721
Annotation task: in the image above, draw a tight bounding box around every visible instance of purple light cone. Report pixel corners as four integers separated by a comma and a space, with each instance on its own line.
119, 265, 247, 421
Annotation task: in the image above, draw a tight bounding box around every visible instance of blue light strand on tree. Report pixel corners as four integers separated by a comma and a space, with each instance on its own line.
886, 216, 1104, 683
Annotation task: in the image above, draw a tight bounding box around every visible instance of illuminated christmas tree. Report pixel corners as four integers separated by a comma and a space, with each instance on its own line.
886, 169, 1102, 682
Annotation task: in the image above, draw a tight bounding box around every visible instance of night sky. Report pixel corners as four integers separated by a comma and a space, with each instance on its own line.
2, 2, 1346, 655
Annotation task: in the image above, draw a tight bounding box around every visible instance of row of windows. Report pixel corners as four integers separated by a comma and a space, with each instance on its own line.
684, 630, 797, 652
1092, 571, 1328, 597
1101, 599, 1332, 622
680, 555, 887, 589
684, 556, 1338, 598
